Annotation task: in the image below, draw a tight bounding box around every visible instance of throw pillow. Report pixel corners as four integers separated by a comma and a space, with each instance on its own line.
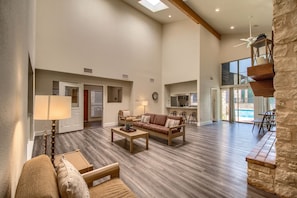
165, 119, 180, 128
122, 110, 130, 117
56, 158, 90, 198
141, 115, 150, 123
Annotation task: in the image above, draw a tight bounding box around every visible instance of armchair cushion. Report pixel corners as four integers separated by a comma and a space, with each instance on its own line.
122, 110, 130, 117
15, 155, 60, 198
56, 158, 90, 198
89, 178, 135, 198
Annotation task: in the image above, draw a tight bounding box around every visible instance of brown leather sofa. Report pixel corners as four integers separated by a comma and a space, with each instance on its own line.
15, 155, 135, 198
133, 113, 186, 145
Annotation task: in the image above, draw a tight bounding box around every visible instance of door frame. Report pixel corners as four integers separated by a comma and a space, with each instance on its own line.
59, 81, 84, 133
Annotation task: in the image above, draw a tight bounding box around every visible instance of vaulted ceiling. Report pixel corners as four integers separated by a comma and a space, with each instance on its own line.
122, 0, 273, 39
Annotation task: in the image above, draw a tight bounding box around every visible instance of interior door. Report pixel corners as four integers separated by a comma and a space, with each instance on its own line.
59, 82, 83, 133
211, 88, 218, 121
84, 90, 88, 123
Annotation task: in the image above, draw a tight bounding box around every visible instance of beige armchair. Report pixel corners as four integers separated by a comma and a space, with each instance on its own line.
15, 155, 136, 198
118, 110, 138, 125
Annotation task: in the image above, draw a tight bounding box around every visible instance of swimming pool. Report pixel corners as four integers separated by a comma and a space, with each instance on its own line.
235, 109, 254, 120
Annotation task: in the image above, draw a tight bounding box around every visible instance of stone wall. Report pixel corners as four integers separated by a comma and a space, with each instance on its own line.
273, 0, 297, 197
246, 132, 276, 193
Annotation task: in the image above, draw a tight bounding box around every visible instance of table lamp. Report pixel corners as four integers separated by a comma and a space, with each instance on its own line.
34, 95, 71, 164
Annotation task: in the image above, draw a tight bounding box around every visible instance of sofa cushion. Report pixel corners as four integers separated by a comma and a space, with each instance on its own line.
144, 113, 155, 123
133, 121, 144, 128
89, 178, 136, 198
142, 123, 169, 135
15, 155, 60, 198
140, 115, 150, 123
57, 158, 90, 198
167, 116, 183, 125
153, 114, 167, 126
165, 118, 180, 128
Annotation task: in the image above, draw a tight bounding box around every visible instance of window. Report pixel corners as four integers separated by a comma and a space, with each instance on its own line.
65, 86, 79, 107
220, 57, 276, 123
190, 93, 197, 106
222, 58, 252, 86
107, 86, 122, 103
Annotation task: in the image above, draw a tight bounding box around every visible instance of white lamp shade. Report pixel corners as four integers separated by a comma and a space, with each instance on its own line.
142, 101, 148, 106
34, 95, 71, 120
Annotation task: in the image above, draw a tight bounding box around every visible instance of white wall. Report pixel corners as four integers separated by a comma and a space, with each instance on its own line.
0, 0, 36, 196
35, 0, 162, 115
162, 20, 200, 85
162, 21, 220, 125
35, 69, 133, 130
199, 26, 220, 125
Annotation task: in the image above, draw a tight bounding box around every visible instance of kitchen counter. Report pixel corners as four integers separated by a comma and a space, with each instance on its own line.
166, 106, 197, 110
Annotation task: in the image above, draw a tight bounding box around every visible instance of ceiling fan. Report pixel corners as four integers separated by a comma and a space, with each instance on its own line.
234, 16, 257, 48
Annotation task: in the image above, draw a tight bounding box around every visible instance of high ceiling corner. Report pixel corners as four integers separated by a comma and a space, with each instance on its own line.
122, 0, 273, 39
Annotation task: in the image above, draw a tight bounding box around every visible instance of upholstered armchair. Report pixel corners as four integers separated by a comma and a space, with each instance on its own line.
118, 110, 138, 126
15, 155, 136, 198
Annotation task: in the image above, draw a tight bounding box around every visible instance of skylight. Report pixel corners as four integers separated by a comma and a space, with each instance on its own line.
138, 0, 168, 12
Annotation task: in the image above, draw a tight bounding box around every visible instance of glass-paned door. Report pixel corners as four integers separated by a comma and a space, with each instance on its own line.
234, 87, 254, 122
221, 89, 230, 121
59, 82, 83, 133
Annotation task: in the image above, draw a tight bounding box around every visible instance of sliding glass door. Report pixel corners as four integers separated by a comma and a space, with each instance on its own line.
234, 87, 254, 122
221, 87, 254, 123
221, 89, 230, 121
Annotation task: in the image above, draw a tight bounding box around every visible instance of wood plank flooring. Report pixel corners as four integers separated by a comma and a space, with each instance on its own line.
32, 122, 278, 198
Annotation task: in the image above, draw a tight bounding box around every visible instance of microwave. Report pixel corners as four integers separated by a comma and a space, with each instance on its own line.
170, 95, 189, 107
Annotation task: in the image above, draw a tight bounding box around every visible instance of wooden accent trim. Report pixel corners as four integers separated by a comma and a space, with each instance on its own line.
168, 0, 221, 40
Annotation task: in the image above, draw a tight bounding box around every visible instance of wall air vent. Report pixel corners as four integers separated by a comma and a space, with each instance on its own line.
84, 68, 93, 73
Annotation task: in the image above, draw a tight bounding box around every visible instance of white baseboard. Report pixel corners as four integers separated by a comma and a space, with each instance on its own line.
103, 122, 117, 127
35, 130, 46, 136
197, 120, 213, 126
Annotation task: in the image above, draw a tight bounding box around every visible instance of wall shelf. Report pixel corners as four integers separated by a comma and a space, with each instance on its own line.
248, 38, 275, 97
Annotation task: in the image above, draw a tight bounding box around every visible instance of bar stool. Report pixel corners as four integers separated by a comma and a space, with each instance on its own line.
169, 110, 177, 116
188, 111, 197, 124
179, 111, 187, 123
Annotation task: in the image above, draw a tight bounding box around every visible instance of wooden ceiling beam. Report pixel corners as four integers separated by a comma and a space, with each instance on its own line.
168, 0, 221, 40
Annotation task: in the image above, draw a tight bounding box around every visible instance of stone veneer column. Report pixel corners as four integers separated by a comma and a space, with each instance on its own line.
273, 0, 297, 197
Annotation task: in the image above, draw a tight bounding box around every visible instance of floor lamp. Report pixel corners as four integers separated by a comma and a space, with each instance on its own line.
142, 100, 148, 114
34, 95, 71, 165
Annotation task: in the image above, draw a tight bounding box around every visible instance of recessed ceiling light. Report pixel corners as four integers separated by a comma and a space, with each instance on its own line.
168, 15, 172, 18
230, 26, 235, 29
215, 8, 220, 12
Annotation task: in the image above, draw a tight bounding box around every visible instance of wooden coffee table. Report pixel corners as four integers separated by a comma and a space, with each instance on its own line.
111, 127, 149, 153
54, 149, 93, 173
